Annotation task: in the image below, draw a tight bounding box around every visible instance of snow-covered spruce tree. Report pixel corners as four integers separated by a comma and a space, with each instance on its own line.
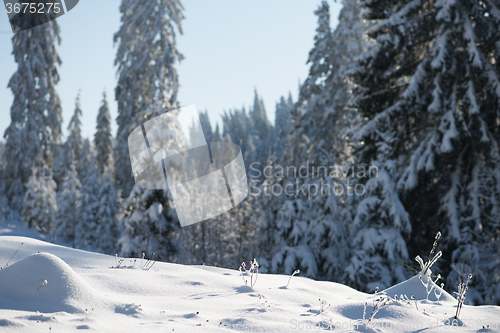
118, 186, 181, 261
249, 89, 273, 168
55, 158, 81, 248
270, 0, 367, 283
97, 177, 120, 254
75, 162, 100, 250
196, 196, 258, 269
77, 139, 93, 182
345, 152, 412, 291
222, 106, 257, 169
273, 94, 293, 162
352, 0, 500, 299
198, 110, 216, 143
114, 0, 184, 198
309, 175, 349, 283
66, 93, 83, 168
284, 0, 369, 166
51, 143, 65, 188
264, 162, 349, 282
177, 111, 232, 266
22, 166, 57, 236
2, 21, 63, 212
118, 104, 184, 261
53, 95, 86, 186
178, 198, 242, 266
271, 194, 318, 278
0, 143, 19, 223
94, 91, 113, 177
213, 123, 222, 143
282, 0, 331, 166
254, 157, 284, 273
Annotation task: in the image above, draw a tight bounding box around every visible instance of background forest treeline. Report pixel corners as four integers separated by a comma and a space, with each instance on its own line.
0, 0, 499, 305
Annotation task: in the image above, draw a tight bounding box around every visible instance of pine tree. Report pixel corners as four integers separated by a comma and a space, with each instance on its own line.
53, 93, 85, 187
255, 157, 285, 273
345, 158, 412, 291
271, 195, 318, 278
67, 92, 83, 167
308, 176, 348, 282
55, 158, 81, 247
222, 106, 256, 167
0, 143, 18, 222
299, 1, 332, 104
51, 143, 66, 188
352, 0, 500, 299
76, 139, 93, 182
94, 91, 113, 177
213, 123, 221, 142
118, 186, 181, 261
114, 0, 184, 198
2, 21, 63, 211
97, 177, 120, 254
282, 1, 332, 167
22, 166, 57, 236
198, 110, 214, 143
250, 89, 271, 143
262, 0, 369, 285
250, 89, 272, 168
284, 0, 368, 166
118, 103, 184, 261
273, 94, 293, 161
75, 162, 100, 250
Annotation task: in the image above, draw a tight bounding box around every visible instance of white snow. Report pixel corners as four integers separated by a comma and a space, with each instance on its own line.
0, 236, 499, 332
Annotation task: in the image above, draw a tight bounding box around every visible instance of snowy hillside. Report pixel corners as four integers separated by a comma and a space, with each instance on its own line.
0, 236, 499, 333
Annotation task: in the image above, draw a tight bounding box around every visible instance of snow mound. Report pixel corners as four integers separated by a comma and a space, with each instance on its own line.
381, 273, 455, 302
0, 252, 105, 313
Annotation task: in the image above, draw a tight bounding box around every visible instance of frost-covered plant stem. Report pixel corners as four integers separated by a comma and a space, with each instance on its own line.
411, 295, 418, 311
114, 254, 124, 268
319, 299, 330, 313
239, 259, 259, 287
419, 273, 442, 301
367, 296, 391, 326
453, 267, 472, 320
287, 269, 300, 288
415, 232, 442, 277
2, 242, 23, 268
142, 253, 159, 270
362, 287, 399, 328
37, 280, 48, 290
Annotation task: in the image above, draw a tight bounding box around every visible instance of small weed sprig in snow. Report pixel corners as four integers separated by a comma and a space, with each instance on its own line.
1, 242, 23, 269
452, 264, 472, 320
419, 273, 445, 302
239, 259, 259, 287
411, 295, 418, 311
37, 279, 48, 290
112, 253, 160, 270
256, 296, 270, 310
319, 299, 330, 314
415, 232, 442, 277
85, 308, 94, 319
113, 254, 125, 268
286, 269, 300, 288
362, 287, 399, 329
142, 252, 160, 270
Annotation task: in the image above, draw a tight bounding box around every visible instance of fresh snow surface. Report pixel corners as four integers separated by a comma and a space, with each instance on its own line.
0, 236, 499, 332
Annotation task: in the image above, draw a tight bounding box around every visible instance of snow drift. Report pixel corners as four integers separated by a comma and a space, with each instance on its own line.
0, 252, 105, 313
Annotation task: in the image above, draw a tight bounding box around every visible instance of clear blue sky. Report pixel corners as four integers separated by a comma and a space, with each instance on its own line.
0, 0, 341, 141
